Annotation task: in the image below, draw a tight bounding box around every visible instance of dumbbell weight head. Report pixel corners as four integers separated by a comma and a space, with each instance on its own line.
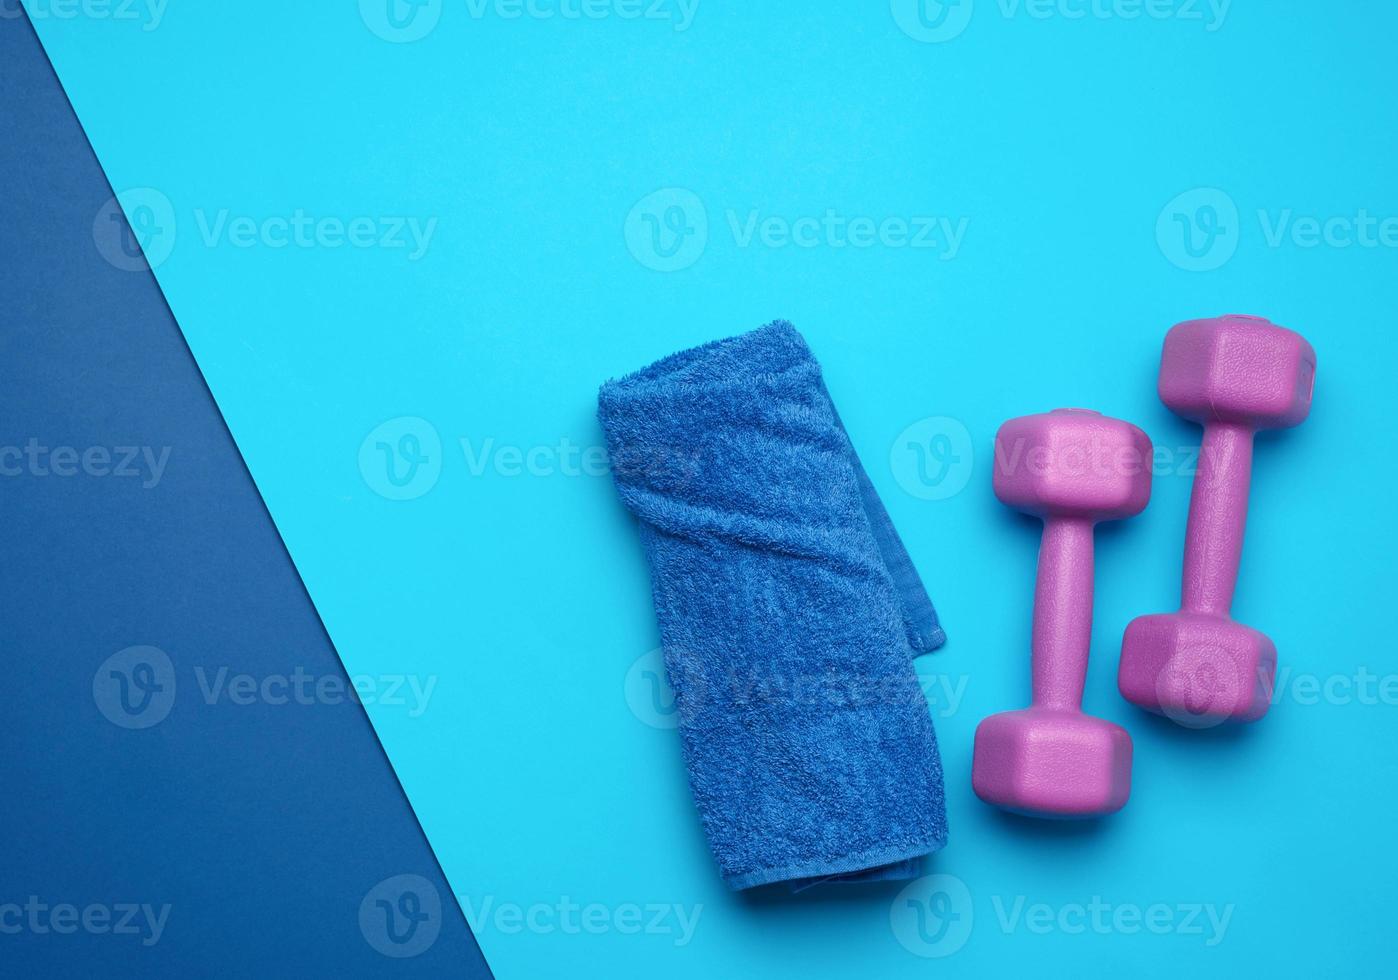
974, 410, 1149, 817
992, 409, 1153, 521
1119, 613, 1276, 726
1157, 315, 1316, 429
973, 708, 1134, 818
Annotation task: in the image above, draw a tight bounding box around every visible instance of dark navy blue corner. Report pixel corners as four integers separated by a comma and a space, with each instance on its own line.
0, 15, 491, 978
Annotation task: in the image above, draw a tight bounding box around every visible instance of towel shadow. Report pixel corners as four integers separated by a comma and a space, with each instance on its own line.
987, 808, 1122, 840
738, 876, 910, 908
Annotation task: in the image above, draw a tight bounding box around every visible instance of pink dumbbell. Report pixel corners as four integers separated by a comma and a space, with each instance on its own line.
1119, 315, 1316, 725
973, 409, 1152, 818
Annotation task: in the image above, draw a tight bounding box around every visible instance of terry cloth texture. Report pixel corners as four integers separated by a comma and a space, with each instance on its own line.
598, 320, 948, 890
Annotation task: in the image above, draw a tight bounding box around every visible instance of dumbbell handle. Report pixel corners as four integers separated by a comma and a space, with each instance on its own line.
1031, 517, 1095, 711
1180, 421, 1254, 617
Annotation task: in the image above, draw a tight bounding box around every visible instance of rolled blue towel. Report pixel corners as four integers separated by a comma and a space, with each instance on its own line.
598, 321, 948, 890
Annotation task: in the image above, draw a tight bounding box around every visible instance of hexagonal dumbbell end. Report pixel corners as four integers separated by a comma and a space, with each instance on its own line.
974, 409, 1150, 818
992, 409, 1153, 522
1120, 315, 1315, 726
1157, 315, 1316, 430
973, 708, 1133, 817
1119, 614, 1276, 727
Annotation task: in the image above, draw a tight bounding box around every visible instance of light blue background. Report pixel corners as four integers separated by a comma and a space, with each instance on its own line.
27, 1, 1397, 975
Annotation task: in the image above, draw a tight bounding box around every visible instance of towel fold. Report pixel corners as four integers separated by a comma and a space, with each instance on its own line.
599, 320, 948, 890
